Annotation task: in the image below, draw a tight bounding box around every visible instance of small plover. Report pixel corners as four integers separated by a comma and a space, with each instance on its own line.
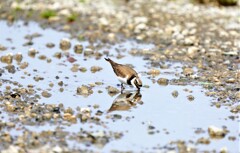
105, 58, 142, 91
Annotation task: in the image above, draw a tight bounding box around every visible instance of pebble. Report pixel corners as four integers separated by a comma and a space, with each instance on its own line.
41, 91, 52, 98
90, 66, 103, 73
1, 53, 13, 64
187, 46, 199, 59
63, 113, 77, 123
46, 42, 55, 48
183, 67, 194, 76
14, 52, 23, 63
225, 78, 235, 83
220, 147, 228, 153
67, 56, 77, 63
208, 125, 228, 138
71, 64, 79, 72
84, 48, 94, 56
147, 69, 160, 76
38, 55, 47, 60
235, 92, 240, 100
0, 44, 7, 51
60, 38, 71, 50
19, 62, 29, 69
28, 48, 38, 57
77, 85, 93, 97
197, 137, 210, 144
157, 78, 169, 86
172, 90, 179, 98
106, 86, 120, 96
54, 52, 62, 59
187, 95, 194, 101
74, 44, 83, 54
79, 67, 87, 72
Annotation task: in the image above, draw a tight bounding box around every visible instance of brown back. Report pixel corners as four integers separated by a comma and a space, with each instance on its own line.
105, 58, 138, 78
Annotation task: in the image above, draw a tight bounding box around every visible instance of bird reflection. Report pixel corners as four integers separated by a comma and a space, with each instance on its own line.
108, 91, 143, 113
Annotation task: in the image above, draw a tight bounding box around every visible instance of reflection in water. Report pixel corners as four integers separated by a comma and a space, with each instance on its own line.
108, 91, 143, 112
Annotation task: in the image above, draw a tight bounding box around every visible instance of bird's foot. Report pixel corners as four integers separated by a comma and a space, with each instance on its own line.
121, 84, 125, 93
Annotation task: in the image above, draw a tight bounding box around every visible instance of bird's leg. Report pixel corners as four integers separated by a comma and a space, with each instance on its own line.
121, 83, 125, 92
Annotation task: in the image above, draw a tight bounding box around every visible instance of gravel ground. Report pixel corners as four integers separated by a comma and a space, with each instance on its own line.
0, 0, 239, 152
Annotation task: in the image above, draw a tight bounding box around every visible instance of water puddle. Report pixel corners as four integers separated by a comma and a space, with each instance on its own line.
0, 20, 238, 152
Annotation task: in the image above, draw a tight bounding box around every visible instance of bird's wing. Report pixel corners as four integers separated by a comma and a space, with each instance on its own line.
114, 64, 138, 78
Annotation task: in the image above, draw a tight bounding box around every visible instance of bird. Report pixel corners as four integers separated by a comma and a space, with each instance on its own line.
108, 91, 143, 113
104, 58, 142, 91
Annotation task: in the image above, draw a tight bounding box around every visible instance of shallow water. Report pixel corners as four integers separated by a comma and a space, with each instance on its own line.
0, 20, 238, 152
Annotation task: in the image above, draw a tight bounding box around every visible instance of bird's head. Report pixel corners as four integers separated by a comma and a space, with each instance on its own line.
131, 76, 142, 90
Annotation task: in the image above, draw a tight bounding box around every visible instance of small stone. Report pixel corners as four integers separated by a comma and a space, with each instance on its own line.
107, 33, 116, 43
79, 67, 87, 72
59, 88, 64, 92
183, 67, 194, 76
187, 95, 194, 101
147, 69, 160, 76
10, 93, 21, 98
84, 48, 94, 56
74, 44, 83, 54
43, 113, 52, 120
93, 104, 100, 109
90, 66, 103, 73
172, 90, 179, 98
106, 86, 120, 96
19, 62, 29, 69
79, 108, 91, 122
220, 147, 228, 153
71, 64, 79, 72
64, 107, 74, 115
226, 78, 235, 83
38, 55, 47, 60
47, 58, 52, 63
28, 48, 38, 57
95, 82, 103, 85
60, 38, 71, 50
46, 43, 55, 48
77, 85, 93, 97
208, 126, 228, 138
95, 110, 103, 116
197, 137, 210, 144
184, 36, 196, 46
41, 91, 52, 98
1, 53, 13, 64
235, 92, 240, 100
52, 107, 60, 113
143, 85, 150, 88
187, 46, 199, 59
0, 44, 7, 51
6, 122, 15, 128
67, 56, 77, 63
54, 52, 62, 59
113, 114, 122, 119
148, 125, 155, 130
14, 52, 23, 63
34, 76, 44, 82
157, 78, 169, 86
63, 113, 77, 123
58, 81, 63, 86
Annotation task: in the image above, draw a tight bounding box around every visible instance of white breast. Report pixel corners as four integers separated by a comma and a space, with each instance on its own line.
117, 76, 128, 84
